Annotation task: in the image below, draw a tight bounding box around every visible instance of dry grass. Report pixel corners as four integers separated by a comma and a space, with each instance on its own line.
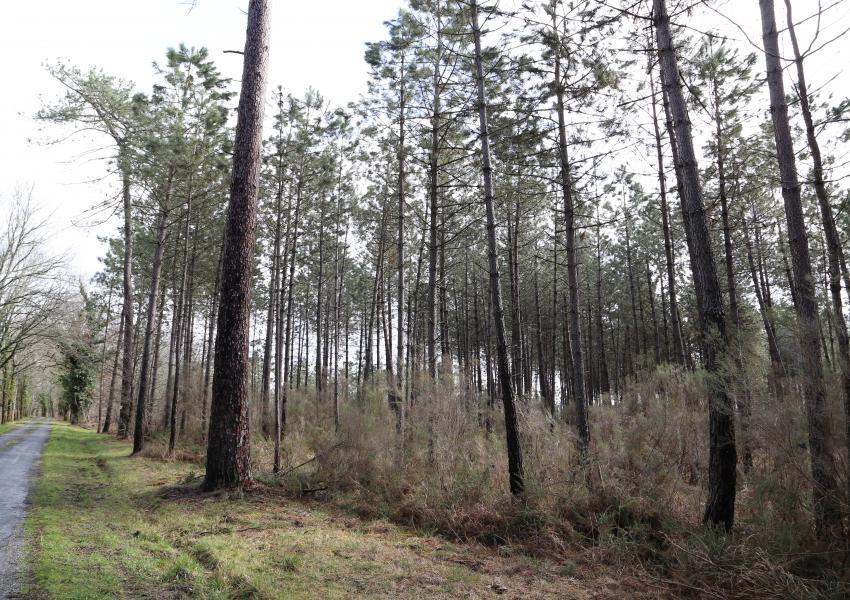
109, 360, 850, 598
226, 365, 850, 598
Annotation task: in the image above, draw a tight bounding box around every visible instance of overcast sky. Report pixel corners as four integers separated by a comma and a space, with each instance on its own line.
0, 1, 847, 281
0, 0, 403, 279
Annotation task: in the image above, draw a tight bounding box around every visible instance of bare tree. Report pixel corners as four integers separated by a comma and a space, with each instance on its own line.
0, 188, 69, 424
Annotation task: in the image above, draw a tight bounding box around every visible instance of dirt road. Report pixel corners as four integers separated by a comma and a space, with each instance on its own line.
0, 419, 50, 599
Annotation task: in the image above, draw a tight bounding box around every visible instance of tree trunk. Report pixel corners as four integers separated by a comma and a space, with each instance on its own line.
180, 246, 196, 436
625, 219, 641, 368
260, 217, 280, 438
132, 203, 170, 455
162, 258, 181, 430
271, 183, 288, 473
650, 71, 685, 366
471, 0, 524, 495
394, 51, 406, 421
654, 0, 736, 530
315, 203, 325, 401
97, 288, 114, 432
711, 78, 751, 472
596, 223, 610, 394
117, 153, 135, 438
204, 0, 270, 490
742, 213, 786, 390
645, 259, 661, 366
426, 2, 442, 381
201, 249, 222, 444
759, 0, 841, 537
102, 310, 124, 434
784, 0, 850, 506
534, 261, 551, 413
169, 199, 192, 453
147, 281, 168, 437
553, 7, 590, 458
280, 161, 306, 458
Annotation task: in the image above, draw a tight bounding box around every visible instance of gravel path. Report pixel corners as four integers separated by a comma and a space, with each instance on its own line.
0, 419, 50, 600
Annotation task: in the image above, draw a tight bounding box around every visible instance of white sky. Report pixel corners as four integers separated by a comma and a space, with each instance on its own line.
0, 0, 403, 279
0, 0, 847, 281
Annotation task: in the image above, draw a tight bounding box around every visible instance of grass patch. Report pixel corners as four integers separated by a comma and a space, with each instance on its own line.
24, 423, 594, 599
0, 418, 26, 436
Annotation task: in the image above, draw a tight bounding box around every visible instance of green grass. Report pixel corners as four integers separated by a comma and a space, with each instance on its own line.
0, 418, 26, 436
24, 423, 587, 599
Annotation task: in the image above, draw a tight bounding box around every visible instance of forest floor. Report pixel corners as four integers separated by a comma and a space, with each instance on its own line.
21, 423, 668, 599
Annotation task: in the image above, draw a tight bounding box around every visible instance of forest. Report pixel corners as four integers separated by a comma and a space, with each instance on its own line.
2, 0, 850, 597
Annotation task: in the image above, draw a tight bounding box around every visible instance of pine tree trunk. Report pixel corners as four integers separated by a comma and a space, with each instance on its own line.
742, 214, 786, 389
655, 0, 736, 530
260, 218, 280, 438
660, 277, 670, 360
711, 80, 751, 471
201, 246, 222, 444
315, 206, 325, 400
646, 259, 661, 366
585, 282, 595, 403
625, 221, 641, 368
102, 311, 124, 434
204, 0, 270, 490
596, 225, 610, 394
147, 283, 168, 437
650, 71, 686, 366
280, 164, 306, 451
162, 260, 181, 430
117, 151, 135, 439
132, 203, 170, 455
394, 52, 406, 422
553, 13, 590, 457
784, 0, 850, 505
551, 207, 560, 406
508, 211, 522, 397
661, 81, 696, 371
759, 0, 841, 536
426, 2, 442, 381
270, 191, 287, 472
438, 214, 450, 368
534, 263, 551, 413
169, 200, 192, 453
471, 0, 524, 495
180, 247, 196, 436
97, 288, 114, 432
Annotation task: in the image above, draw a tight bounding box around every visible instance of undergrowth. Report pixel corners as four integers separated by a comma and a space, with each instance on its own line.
240, 366, 850, 598
103, 364, 850, 598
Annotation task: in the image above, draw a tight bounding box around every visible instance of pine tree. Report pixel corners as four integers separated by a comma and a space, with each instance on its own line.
204, 0, 271, 490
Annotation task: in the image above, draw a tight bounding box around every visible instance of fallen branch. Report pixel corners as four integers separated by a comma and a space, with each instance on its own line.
275, 442, 343, 479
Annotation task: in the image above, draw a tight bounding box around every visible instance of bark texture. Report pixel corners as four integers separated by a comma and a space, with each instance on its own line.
552, 7, 590, 457
654, 0, 736, 530
759, 0, 841, 537
204, 0, 271, 490
471, 0, 524, 495
117, 157, 135, 438
132, 206, 169, 454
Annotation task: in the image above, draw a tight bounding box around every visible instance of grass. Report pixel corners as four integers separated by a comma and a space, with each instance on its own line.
0, 418, 26, 436
24, 422, 618, 599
